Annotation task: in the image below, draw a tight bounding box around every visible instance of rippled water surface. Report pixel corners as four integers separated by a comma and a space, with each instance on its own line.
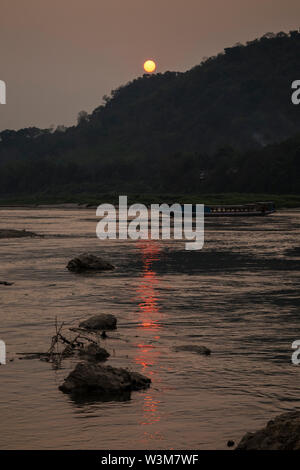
0, 208, 299, 449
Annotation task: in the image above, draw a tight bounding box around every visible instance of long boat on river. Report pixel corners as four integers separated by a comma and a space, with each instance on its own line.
180, 201, 275, 217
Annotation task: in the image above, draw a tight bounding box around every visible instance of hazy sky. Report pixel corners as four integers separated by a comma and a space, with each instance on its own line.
1, 0, 300, 130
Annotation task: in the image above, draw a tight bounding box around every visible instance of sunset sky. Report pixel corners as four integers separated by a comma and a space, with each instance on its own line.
1, 0, 300, 130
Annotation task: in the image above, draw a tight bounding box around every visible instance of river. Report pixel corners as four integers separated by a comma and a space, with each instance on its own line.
0, 208, 299, 449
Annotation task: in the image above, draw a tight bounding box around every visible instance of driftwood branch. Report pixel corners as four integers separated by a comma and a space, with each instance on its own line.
19, 318, 103, 368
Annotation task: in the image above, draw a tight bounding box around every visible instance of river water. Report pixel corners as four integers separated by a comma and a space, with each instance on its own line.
0, 208, 299, 449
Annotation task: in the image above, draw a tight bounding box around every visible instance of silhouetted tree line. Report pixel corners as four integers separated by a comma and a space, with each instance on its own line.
0, 31, 300, 197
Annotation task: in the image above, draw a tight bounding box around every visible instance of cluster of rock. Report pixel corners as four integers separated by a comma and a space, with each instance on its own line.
59, 310, 150, 399
62, 255, 150, 399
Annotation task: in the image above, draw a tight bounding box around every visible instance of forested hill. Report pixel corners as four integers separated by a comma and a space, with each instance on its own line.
1, 30, 300, 196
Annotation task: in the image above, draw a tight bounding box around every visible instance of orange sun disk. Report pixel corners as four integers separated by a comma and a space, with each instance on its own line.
144, 60, 156, 73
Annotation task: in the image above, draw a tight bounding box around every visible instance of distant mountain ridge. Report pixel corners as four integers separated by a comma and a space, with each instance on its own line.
0, 30, 300, 195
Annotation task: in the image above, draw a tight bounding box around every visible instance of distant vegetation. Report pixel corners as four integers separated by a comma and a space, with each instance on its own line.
0, 31, 300, 199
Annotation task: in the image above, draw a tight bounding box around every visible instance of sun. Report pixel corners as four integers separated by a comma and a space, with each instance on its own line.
143, 60, 156, 73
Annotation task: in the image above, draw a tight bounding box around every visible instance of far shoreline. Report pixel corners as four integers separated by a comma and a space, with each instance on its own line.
0, 205, 300, 212
0, 193, 299, 210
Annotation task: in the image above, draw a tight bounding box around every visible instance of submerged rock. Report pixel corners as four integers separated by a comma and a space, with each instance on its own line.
237, 411, 300, 450
285, 246, 300, 257
59, 362, 151, 397
173, 345, 211, 356
61, 343, 109, 362
79, 314, 117, 331
78, 343, 110, 361
0, 229, 40, 239
67, 253, 114, 273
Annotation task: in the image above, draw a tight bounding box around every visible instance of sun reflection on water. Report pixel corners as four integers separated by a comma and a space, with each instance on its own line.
134, 241, 164, 436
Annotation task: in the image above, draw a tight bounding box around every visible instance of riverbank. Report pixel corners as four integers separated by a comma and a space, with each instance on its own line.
0, 193, 299, 209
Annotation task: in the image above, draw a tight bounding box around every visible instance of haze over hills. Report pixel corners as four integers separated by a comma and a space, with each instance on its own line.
0, 31, 300, 197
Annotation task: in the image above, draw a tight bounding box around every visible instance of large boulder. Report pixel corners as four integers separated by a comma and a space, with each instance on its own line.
237, 411, 300, 450
173, 345, 211, 356
79, 314, 117, 331
59, 362, 151, 397
67, 253, 114, 273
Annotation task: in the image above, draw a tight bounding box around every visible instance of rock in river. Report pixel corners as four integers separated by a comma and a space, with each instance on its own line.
67, 253, 114, 273
78, 343, 110, 361
237, 411, 300, 450
59, 362, 151, 397
79, 314, 117, 331
173, 345, 211, 356
0, 229, 40, 239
